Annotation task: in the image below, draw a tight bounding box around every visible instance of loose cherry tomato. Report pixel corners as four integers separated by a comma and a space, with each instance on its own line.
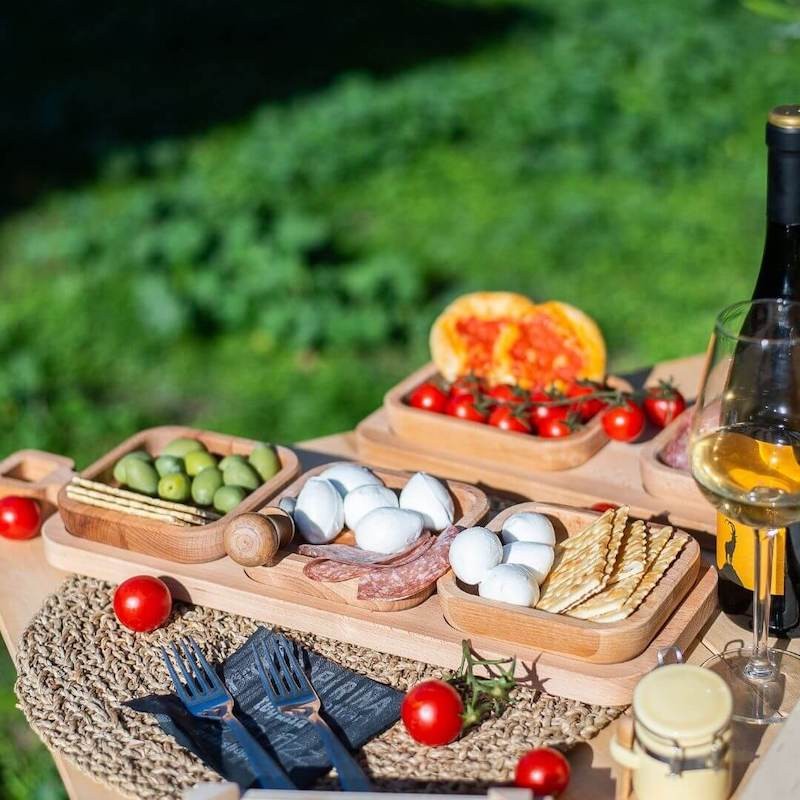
0, 496, 41, 540
602, 399, 646, 442
567, 381, 607, 422
515, 747, 571, 796
488, 406, 531, 433
643, 381, 687, 428
529, 390, 569, 429
448, 375, 484, 399
113, 575, 172, 632
487, 384, 528, 407
408, 381, 449, 414
591, 502, 619, 512
537, 417, 574, 438
446, 394, 488, 423
401, 679, 464, 747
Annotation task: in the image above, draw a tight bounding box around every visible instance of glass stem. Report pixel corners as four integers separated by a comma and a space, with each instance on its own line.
745, 528, 778, 682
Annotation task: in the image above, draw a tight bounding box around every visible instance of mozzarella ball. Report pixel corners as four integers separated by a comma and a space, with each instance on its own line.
355, 507, 424, 554
294, 478, 344, 544
448, 526, 503, 585
278, 496, 296, 515
344, 484, 399, 530
479, 564, 539, 607
399, 472, 455, 531
501, 512, 556, 546
320, 463, 383, 498
501, 542, 554, 583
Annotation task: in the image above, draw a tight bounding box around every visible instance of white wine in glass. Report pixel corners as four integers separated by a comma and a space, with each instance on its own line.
691, 299, 800, 724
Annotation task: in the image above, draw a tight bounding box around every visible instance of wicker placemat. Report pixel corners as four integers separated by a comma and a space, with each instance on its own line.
14, 575, 622, 799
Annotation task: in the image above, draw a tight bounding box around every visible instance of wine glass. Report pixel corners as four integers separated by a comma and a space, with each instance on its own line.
690, 298, 800, 724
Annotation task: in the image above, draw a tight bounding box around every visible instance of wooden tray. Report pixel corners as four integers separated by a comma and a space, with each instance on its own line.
58, 427, 300, 563
437, 502, 700, 664
41, 509, 718, 706
245, 463, 490, 611
355, 409, 717, 539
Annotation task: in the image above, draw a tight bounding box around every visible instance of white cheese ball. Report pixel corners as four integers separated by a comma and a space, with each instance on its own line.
294, 478, 344, 544
278, 496, 296, 515
320, 463, 383, 498
501, 542, 554, 584
344, 484, 399, 530
479, 564, 540, 607
399, 472, 455, 531
501, 512, 556, 547
448, 526, 503, 585
355, 507, 424, 554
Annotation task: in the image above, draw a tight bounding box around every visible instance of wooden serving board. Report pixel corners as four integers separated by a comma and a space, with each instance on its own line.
245, 463, 490, 611
438, 502, 700, 664
58, 426, 300, 563
355, 409, 717, 539
41, 511, 718, 706
385, 363, 629, 472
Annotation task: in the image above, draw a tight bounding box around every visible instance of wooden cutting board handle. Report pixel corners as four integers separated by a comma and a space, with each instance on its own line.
0, 450, 75, 508
224, 506, 295, 567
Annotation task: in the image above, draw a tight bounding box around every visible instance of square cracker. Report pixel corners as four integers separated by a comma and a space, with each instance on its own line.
608, 519, 647, 585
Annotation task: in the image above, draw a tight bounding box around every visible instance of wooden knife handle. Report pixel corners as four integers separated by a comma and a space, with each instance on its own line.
224, 507, 294, 567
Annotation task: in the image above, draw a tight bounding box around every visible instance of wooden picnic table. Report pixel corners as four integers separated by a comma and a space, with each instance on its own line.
0, 354, 798, 799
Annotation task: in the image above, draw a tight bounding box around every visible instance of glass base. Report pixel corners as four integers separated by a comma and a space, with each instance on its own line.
702, 647, 800, 724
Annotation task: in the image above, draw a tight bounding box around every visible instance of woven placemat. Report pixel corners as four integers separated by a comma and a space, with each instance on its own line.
14, 574, 622, 799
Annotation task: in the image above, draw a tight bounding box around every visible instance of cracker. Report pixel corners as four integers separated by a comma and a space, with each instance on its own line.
603, 506, 629, 580
608, 519, 647, 585
564, 570, 644, 619
559, 508, 615, 550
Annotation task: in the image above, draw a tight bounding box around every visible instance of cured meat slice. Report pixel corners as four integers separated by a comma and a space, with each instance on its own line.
658, 408, 693, 471
303, 535, 435, 583
298, 532, 432, 565
357, 526, 461, 600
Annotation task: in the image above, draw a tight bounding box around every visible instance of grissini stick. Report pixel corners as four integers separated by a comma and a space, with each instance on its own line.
224, 506, 295, 567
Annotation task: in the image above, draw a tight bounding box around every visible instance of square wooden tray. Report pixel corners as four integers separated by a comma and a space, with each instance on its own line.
58, 426, 300, 563
245, 463, 490, 611
437, 501, 701, 664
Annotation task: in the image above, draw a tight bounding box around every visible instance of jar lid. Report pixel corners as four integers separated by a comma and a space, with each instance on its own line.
634, 665, 732, 745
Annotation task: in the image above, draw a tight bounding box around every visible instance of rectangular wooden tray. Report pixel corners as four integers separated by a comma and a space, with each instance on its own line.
57, 426, 300, 564
245, 463, 490, 611
437, 502, 700, 664
385, 363, 618, 472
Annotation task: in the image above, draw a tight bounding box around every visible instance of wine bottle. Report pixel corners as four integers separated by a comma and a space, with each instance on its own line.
717, 105, 800, 634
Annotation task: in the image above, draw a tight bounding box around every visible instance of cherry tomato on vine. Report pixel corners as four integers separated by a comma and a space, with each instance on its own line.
567, 381, 607, 422
602, 399, 646, 442
643, 382, 687, 428
537, 417, 574, 438
408, 381, 449, 414
446, 394, 488, 423
401, 679, 464, 747
113, 575, 172, 632
514, 747, 571, 796
529, 390, 568, 429
487, 384, 528, 407
448, 375, 484, 399
0, 496, 41, 540
488, 406, 531, 433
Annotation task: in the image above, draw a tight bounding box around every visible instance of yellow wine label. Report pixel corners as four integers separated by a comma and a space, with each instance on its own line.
716, 514, 785, 595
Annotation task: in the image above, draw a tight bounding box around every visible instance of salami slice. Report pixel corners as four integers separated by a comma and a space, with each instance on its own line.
357, 526, 462, 600
298, 532, 431, 565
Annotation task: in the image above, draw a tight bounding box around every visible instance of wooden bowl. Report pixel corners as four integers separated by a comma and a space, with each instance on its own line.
246, 463, 490, 612
384, 363, 629, 472
437, 501, 701, 664
58, 426, 300, 563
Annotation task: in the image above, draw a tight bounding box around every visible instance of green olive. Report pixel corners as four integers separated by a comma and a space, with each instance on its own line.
222, 461, 261, 492
155, 455, 184, 478
192, 467, 223, 506
213, 485, 246, 514
112, 451, 152, 484
161, 437, 206, 458
248, 443, 281, 482
158, 473, 191, 502
124, 459, 159, 496
184, 450, 218, 477
219, 454, 248, 471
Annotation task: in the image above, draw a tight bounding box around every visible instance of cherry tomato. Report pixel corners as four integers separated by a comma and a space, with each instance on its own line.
113, 575, 172, 632
449, 375, 484, 399
408, 381, 449, 414
529, 390, 569, 428
0, 496, 41, 540
515, 747, 571, 796
446, 394, 488, 423
537, 417, 574, 438
567, 381, 607, 422
643, 382, 687, 428
602, 399, 646, 442
401, 679, 464, 747
488, 406, 531, 433
591, 502, 619, 513
487, 384, 528, 407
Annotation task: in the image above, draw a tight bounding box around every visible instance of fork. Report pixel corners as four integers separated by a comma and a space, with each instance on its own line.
161, 637, 294, 790
253, 636, 374, 791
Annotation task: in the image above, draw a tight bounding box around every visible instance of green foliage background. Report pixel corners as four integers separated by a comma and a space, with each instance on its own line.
1, 0, 798, 796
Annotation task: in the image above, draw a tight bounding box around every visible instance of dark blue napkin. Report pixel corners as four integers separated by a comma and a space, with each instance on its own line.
126, 627, 402, 790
